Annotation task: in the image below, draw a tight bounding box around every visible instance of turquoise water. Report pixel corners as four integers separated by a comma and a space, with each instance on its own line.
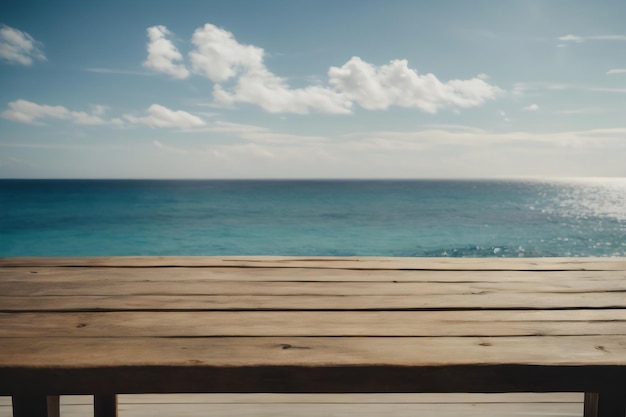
1, 179, 625, 257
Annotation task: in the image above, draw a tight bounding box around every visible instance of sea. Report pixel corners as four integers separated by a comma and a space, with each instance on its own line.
1, 178, 625, 258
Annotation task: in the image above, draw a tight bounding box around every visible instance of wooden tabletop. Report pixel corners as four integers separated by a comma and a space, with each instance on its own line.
1, 257, 626, 396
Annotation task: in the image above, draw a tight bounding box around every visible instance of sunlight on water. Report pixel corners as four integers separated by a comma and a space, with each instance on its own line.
543, 178, 626, 222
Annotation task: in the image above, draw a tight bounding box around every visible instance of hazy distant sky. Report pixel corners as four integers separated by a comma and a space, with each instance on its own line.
1, 0, 626, 178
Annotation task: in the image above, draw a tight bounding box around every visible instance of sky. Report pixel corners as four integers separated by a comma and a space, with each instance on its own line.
1, 0, 626, 179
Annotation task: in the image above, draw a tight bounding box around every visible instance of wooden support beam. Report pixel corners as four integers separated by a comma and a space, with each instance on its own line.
46, 396, 60, 417
584, 392, 626, 417
12, 395, 59, 417
94, 394, 118, 417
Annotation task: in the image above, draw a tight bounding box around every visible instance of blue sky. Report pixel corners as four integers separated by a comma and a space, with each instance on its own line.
1, 0, 626, 178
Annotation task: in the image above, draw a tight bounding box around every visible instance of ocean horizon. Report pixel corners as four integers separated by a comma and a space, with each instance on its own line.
1, 178, 625, 258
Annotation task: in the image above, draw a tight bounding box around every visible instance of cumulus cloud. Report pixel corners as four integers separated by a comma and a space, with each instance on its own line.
2, 100, 204, 130
213, 68, 353, 114
189, 23, 264, 82
523, 103, 539, 111
328, 57, 501, 113
124, 104, 205, 128
143, 26, 189, 79
1, 99, 105, 125
188, 24, 351, 114
0, 25, 45, 65
144, 23, 502, 115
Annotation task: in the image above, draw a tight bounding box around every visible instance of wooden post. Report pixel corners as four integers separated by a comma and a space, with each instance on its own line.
94, 394, 118, 417
12, 395, 58, 417
47, 396, 60, 417
584, 392, 626, 417
585, 393, 600, 417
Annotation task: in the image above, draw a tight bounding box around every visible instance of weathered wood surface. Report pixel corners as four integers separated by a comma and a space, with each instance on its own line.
1, 257, 625, 399
2, 310, 626, 337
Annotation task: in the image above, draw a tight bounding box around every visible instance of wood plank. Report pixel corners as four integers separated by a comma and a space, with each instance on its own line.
1, 257, 624, 402
2, 310, 625, 338
3, 267, 626, 283
2, 256, 625, 270
3, 279, 626, 297
1, 337, 625, 394
2, 292, 626, 311
2, 336, 626, 368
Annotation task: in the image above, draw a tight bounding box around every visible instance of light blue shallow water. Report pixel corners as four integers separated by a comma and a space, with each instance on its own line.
1, 179, 625, 257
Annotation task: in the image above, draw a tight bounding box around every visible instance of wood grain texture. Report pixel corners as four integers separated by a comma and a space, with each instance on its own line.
2, 336, 626, 368
0, 257, 625, 402
4, 278, 626, 296
3, 267, 626, 282
3, 292, 626, 311
2, 310, 626, 338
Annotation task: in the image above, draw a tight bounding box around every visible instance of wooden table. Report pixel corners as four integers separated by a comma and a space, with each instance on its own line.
1, 257, 625, 417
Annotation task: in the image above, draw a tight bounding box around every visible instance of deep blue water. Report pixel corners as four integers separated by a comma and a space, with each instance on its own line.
1, 179, 625, 257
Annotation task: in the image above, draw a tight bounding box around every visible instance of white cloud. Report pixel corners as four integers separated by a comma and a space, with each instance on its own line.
2, 99, 68, 123
189, 23, 264, 82
607, 68, 626, 75
1, 99, 106, 125
124, 104, 205, 128
145, 23, 502, 115
213, 69, 353, 114
143, 26, 189, 79
0, 25, 45, 65
558, 34, 626, 44
71, 111, 106, 125
523, 104, 539, 111
188, 24, 351, 114
328, 57, 501, 113
558, 34, 585, 43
